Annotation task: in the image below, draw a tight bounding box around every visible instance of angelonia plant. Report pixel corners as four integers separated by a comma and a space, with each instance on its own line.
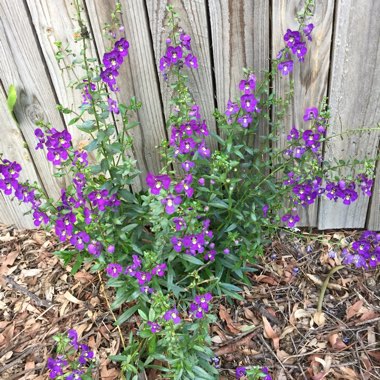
1, 0, 379, 379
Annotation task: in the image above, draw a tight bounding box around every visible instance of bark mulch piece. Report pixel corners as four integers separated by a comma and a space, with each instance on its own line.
1, 224, 380, 379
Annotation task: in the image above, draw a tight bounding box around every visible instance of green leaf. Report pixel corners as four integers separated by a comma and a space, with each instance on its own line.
77, 120, 96, 133
68, 116, 80, 126
137, 309, 148, 320
84, 139, 98, 152
181, 255, 204, 266
7, 84, 17, 117
209, 199, 229, 209
125, 121, 139, 131
210, 131, 225, 145
116, 304, 139, 325
121, 223, 138, 233
109, 354, 129, 362
220, 282, 242, 292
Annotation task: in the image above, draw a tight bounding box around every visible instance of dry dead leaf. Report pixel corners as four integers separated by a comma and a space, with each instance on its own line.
262, 316, 279, 350
313, 311, 326, 326
219, 305, 241, 334
346, 300, 364, 319
254, 274, 279, 285
328, 333, 348, 351
64, 291, 83, 305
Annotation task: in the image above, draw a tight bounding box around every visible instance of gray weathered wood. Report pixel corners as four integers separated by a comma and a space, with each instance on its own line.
146, 0, 217, 151
272, 0, 334, 227
367, 155, 380, 230
26, 0, 97, 156
0, 0, 66, 199
85, 0, 167, 189
0, 87, 41, 228
318, 0, 380, 229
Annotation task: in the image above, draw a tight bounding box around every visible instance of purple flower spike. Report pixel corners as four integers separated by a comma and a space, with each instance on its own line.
114, 38, 129, 57
103, 50, 123, 69
287, 126, 299, 140
303, 23, 314, 41
237, 114, 252, 128
108, 98, 120, 114
70, 231, 90, 251
146, 173, 171, 195
174, 175, 194, 198
281, 213, 300, 228
166, 45, 183, 64
151, 263, 167, 277
239, 78, 256, 94
164, 308, 181, 324
67, 329, 79, 350
284, 29, 301, 48
292, 41, 307, 61
278, 60, 294, 75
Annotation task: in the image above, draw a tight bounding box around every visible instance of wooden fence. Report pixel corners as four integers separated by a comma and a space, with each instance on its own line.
0, 0, 379, 230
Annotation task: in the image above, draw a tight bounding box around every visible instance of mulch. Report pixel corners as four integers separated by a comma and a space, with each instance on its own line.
0, 223, 379, 380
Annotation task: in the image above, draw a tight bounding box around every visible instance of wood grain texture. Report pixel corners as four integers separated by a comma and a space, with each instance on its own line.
146, 0, 217, 151
85, 0, 167, 189
208, 0, 269, 110
318, 0, 380, 229
26, 0, 97, 154
0, 87, 40, 228
367, 150, 380, 230
0, 0, 66, 199
272, 0, 335, 227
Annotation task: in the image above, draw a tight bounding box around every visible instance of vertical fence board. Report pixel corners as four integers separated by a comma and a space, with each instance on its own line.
208, 0, 269, 108
0, 87, 40, 228
26, 0, 97, 157
367, 154, 380, 230
318, 0, 380, 229
272, 0, 334, 227
0, 0, 66, 199
85, 0, 166, 187
146, 0, 217, 150
208, 0, 269, 146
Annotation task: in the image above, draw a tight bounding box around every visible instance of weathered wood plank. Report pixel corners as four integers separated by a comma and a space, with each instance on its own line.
272, 0, 334, 227
367, 150, 380, 230
208, 0, 269, 110
0, 87, 41, 228
25, 0, 97, 155
146, 0, 217, 151
0, 0, 66, 199
318, 0, 380, 229
85, 0, 166, 188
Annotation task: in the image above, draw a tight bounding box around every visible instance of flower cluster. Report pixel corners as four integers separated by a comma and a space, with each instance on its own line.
189, 293, 212, 319
159, 32, 198, 72
47, 329, 94, 379
224, 73, 260, 128
100, 37, 129, 92
0, 158, 49, 226
277, 23, 314, 75
236, 366, 272, 380
35, 127, 72, 166
342, 231, 380, 269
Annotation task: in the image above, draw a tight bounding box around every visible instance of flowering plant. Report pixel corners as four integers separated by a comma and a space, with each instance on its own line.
1, 0, 379, 379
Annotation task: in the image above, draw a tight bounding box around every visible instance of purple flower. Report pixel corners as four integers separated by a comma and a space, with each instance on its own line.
68, 329, 79, 350
146, 173, 171, 195
151, 263, 167, 277
194, 293, 212, 311
161, 194, 182, 214
237, 114, 252, 128
33, 210, 49, 227
189, 303, 206, 318
78, 344, 94, 365
262, 204, 269, 218
223, 248, 230, 255
159, 56, 171, 72
103, 50, 123, 69
171, 236, 183, 252
181, 160, 195, 172
173, 217, 186, 231
108, 98, 120, 114
72, 150, 88, 167
184, 54, 198, 69
287, 126, 299, 140
106, 263, 123, 278
114, 38, 129, 57
284, 29, 301, 48
236, 366, 247, 379
281, 213, 300, 228
302, 130, 320, 147
107, 245, 115, 254
174, 175, 194, 198
70, 232, 90, 250
303, 107, 319, 121
166, 45, 183, 64
100, 68, 118, 88
180, 33, 191, 50
147, 321, 161, 333
225, 100, 240, 117
292, 41, 307, 61
140, 286, 154, 294
204, 249, 216, 261
197, 140, 210, 158
164, 308, 181, 324
278, 60, 294, 75
47, 356, 68, 379
198, 177, 205, 186
135, 271, 152, 285
240, 94, 257, 112
239, 78, 256, 93
66, 370, 84, 380
179, 137, 196, 154
303, 23, 314, 41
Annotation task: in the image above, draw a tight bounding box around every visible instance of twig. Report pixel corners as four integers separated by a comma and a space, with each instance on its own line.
3, 275, 52, 307
97, 271, 126, 350
258, 334, 295, 380
0, 345, 43, 374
